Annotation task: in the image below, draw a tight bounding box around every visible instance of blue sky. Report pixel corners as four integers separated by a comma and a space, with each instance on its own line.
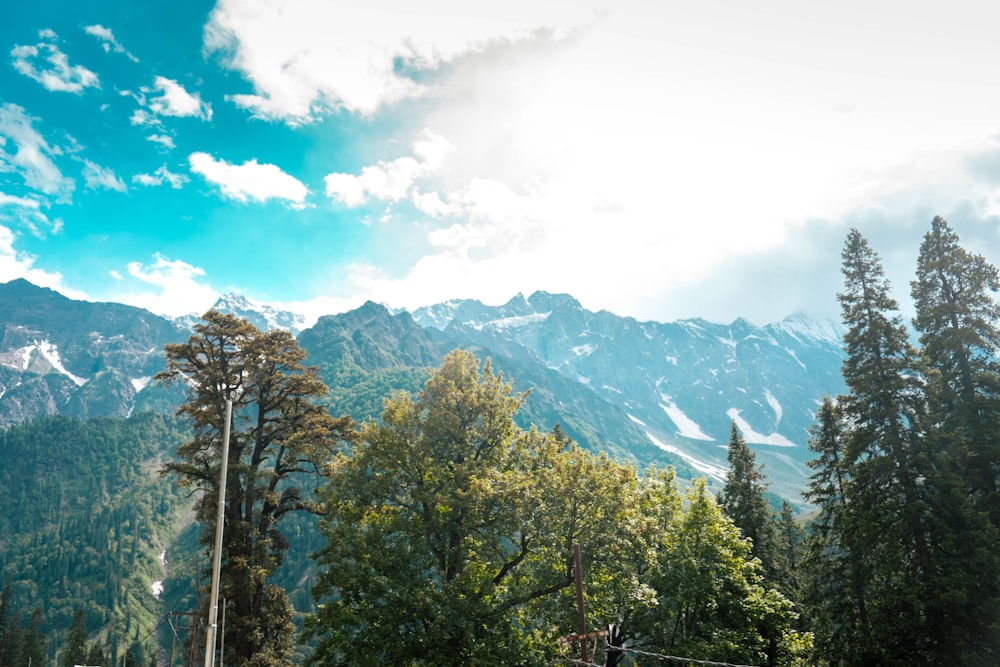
3, 0, 1000, 325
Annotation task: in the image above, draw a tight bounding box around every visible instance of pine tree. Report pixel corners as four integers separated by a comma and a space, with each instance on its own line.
717, 422, 776, 578
911, 215, 1000, 512
21, 608, 46, 667
909, 216, 1000, 659
772, 501, 804, 603
835, 228, 939, 661
60, 608, 88, 667
802, 396, 871, 664
0, 583, 11, 667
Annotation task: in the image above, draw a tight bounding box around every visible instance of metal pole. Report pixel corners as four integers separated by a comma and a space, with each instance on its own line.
204, 396, 233, 667
219, 598, 225, 667
573, 543, 589, 663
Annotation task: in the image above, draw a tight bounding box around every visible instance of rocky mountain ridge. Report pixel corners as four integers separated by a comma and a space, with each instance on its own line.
0, 280, 847, 501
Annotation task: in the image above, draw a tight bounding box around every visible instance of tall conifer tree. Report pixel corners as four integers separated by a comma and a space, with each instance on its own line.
718, 422, 776, 578
802, 397, 871, 664
912, 215, 1000, 510
909, 216, 1000, 659
836, 228, 936, 662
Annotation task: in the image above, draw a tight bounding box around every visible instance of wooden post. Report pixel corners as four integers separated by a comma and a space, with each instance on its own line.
573, 543, 589, 663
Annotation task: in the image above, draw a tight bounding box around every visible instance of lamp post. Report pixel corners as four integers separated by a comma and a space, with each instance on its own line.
204, 395, 234, 667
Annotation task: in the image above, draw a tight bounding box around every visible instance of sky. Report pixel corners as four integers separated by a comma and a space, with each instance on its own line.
2, 0, 1000, 327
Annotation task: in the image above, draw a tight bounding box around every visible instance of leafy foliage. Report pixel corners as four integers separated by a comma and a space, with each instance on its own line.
306, 350, 808, 665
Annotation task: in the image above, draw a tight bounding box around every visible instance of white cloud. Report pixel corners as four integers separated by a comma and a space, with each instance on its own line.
0, 224, 86, 298
11, 30, 100, 93
295, 0, 1000, 323
203, 0, 600, 120
0, 193, 41, 210
120, 253, 218, 317
189, 152, 308, 207
0, 191, 56, 236
0, 104, 74, 200
82, 160, 126, 192
146, 76, 212, 120
324, 129, 452, 207
132, 165, 188, 189
146, 134, 176, 150
83, 24, 139, 62
128, 77, 211, 128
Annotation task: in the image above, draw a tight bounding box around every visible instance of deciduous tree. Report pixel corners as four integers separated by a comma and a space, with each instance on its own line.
305, 350, 648, 666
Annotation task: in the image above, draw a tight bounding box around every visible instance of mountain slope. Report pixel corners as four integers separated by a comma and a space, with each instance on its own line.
0, 279, 187, 425
412, 292, 847, 501
297, 302, 694, 476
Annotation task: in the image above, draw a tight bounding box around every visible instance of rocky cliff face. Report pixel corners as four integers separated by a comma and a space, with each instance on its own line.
0, 280, 186, 424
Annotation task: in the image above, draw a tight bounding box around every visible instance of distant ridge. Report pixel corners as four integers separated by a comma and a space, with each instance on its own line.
0, 278, 847, 501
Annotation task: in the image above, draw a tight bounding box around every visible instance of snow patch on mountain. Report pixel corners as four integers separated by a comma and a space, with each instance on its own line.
660, 397, 714, 441
645, 432, 727, 481
131, 376, 152, 392
764, 388, 782, 423
18, 345, 32, 369
477, 312, 549, 331
38, 341, 88, 386
727, 408, 796, 446
769, 313, 845, 347
785, 348, 807, 370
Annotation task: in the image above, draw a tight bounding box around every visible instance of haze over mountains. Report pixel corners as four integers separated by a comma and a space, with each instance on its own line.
0, 278, 847, 502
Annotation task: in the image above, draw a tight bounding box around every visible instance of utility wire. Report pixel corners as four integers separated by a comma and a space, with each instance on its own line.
550, 658, 606, 667
614, 644, 760, 667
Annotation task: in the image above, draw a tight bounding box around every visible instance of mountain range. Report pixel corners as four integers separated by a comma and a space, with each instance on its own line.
0, 279, 847, 502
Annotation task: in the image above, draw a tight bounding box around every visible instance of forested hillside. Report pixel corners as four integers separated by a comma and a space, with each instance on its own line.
0, 413, 190, 665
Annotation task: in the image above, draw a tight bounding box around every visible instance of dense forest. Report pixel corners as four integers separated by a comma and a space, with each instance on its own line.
0, 414, 190, 666
2, 216, 1000, 665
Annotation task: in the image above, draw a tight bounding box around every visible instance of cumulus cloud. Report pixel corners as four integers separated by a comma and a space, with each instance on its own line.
132, 165, 188, 189
0, 103, 74, 200
147, 77, 212, 119
146, 134, 176, 150
203, 0, 599, 121
11, 30, 100, 93
310, 0, 1000, 324
119, 253, 219, 317
83, 24, 139, 62
325, 129, 452, 207
128, 77, 212, 127
82, 160, 126, 192
189, 152, 308, 207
